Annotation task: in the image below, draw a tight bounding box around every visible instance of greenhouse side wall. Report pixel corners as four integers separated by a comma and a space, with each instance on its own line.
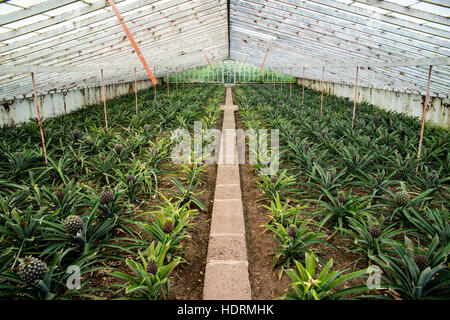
299, 79, 450, 128
0, 78, 160, 127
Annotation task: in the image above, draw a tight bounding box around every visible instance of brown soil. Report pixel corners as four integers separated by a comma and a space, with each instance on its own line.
235, 106, 291, 300
233, 86, 370, 299
166, 92, 224, 299
167, 163, 216, 299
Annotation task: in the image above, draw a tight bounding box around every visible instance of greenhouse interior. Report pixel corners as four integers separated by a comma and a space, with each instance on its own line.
0, 0, 449, 303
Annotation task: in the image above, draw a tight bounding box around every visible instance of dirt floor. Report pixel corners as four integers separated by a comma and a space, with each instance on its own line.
167, 163, 217, 300
234, 90, 291, 299
233, 86, 369, 299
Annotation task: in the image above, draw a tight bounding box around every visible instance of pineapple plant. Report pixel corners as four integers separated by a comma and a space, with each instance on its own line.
64, 215, 84, 235
18, 256, 48, 285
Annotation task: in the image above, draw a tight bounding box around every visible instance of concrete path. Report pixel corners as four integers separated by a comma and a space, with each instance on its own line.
202, 87, 252, 300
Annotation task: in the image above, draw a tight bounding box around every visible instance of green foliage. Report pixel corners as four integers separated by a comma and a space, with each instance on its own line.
282, 252, 368, 300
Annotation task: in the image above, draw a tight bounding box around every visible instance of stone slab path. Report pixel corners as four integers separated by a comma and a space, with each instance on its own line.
202, 87, 252, 300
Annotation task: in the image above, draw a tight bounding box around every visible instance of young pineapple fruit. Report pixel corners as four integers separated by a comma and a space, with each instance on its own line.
113, 143, 123, 155
18, 256, 48, 285
286, 225, 297, 238
163, 221, 174, 234
55, 190, 64, 201
369, 226, 381, 238
414, 255, 430, 272
100, 190, 114, 205
147, 260, 158, 275
73, 129, 81, 141
85, 137, 94, 146
395, 190, 409, 206
126, 174, 135, 185
64, 215, 84, 235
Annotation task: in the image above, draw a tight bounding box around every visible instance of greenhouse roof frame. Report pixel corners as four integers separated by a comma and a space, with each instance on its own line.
0, 0, 449, 101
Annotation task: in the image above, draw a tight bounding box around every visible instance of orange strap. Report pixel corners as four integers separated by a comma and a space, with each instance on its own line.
260, 40, 272, 72
108, 0, 157, 86
202, 49, 213, 70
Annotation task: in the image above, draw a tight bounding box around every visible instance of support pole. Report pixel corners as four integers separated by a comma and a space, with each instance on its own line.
301, 66, 305, 105
183, 69, 185, 89
351, 67, 359, 129
289, 67, 292, 97
280, 70, 282, 91
416, 65, 433, 175
154, 67, 156, 102
176, 67, 178, 94
222, 61, 224, 84
320, 66, 325, 115
31, 72, 48, 166
101, 69, 108, 132
234, 60, 236, 84
272, 70, 274, 88
134, 67, 138, 115
167, 67, 169, 95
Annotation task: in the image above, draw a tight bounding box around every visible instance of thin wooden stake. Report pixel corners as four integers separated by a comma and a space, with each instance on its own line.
416, 65, 433, 175
183, 69, 185, 89
175, 67, 178, 94
154, 67, 156, 102
320, 66, 325, 115
272, 70, 274, 88
280, 70, 282, 91
134, 67, 138, 115
101, 69, 108, 132
351, 67, 359, 129
289, 67, 292, 97
166, 67, 169, 95
31, 72, 48, 166
301, 66, 305, 105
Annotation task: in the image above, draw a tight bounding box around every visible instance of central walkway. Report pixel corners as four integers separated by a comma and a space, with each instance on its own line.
202, 87, 252, 300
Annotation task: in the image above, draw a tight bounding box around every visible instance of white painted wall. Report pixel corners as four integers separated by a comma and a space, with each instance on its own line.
298, 78, 449, 128
0, 79, 159, 127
